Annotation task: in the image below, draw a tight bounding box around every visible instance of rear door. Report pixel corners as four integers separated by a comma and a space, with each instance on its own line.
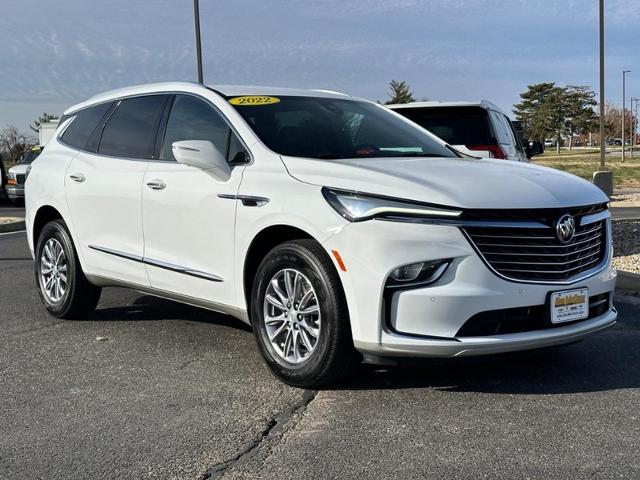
141, 93, 249, 305
65, 94, 169, 285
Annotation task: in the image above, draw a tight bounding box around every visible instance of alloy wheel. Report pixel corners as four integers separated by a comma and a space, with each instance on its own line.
40, 238, 68, 303
263, 268, 321, 364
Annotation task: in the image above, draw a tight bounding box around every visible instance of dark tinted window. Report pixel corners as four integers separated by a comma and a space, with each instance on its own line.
231, 96, 455, 160
227, 132, 248, 163
98, 95, 167, 158
161, 95, 230, 161
61, 102, 113, 150
397, 106, 494, 147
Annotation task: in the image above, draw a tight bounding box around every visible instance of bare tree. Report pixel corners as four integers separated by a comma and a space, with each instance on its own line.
0, 126, 36, 166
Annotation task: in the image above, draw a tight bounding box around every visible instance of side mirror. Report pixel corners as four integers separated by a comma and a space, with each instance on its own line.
172, 140, 231, 182
526, 141, 544, 159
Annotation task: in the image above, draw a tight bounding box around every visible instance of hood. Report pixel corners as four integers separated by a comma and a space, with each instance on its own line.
281, 156, 608, 210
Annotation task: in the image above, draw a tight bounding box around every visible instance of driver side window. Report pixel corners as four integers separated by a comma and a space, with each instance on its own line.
161, 95, 240, 161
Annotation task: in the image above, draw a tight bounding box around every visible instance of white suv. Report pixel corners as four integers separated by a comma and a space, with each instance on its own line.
26, 82, 616, 387
388, 101, 541, 162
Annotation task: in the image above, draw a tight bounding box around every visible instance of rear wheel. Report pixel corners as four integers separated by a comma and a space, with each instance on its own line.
35, 220, 101, 319
251, 239, 358, 388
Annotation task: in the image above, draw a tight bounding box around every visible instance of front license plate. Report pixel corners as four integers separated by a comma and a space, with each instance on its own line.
550, 288, 589, 324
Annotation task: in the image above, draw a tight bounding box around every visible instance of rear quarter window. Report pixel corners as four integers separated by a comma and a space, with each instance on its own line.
60, 102, 114, 150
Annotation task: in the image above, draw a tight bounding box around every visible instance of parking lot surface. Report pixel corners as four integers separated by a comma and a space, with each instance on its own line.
1, 230, 639, 479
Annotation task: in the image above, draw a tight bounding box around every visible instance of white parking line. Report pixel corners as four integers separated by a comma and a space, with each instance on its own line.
0, 229, 26, 237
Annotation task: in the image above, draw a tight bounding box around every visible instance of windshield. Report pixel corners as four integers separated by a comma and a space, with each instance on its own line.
229, 96, 456, 160
20, 148, 42, 164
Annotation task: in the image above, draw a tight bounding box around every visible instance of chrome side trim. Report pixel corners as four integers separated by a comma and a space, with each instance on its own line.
217, 193, 270, 207
89, 245, 143, 262
145, 257, 223, 282
89, 245, 223, 282
84, 273, 249, 324
580, 210, 610, 226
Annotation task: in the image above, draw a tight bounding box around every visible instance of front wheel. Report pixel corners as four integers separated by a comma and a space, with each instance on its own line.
251, 239, 359, 388
35, 220, 102, 319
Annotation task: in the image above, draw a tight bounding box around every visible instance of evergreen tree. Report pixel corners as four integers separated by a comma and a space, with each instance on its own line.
385, 80, 415, 104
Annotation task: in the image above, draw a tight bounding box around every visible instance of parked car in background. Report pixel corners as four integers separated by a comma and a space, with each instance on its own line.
7, 145, 42, 204
0, 154, 6, 194
26, 82, 615, 387
388, 101, 542, 161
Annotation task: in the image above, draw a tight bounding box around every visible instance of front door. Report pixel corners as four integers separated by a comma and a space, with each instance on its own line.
141, 94, 248, 306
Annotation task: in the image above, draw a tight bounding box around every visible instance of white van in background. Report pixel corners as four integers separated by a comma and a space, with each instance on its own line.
388, 101, 543, 162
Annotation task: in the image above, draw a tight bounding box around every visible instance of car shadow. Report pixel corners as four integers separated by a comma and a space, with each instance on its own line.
88, 291, 639, 396
88, 294, 252, 332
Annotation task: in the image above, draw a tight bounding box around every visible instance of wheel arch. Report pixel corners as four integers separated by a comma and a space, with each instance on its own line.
243, 224, 325, 316
32, 205, 64, 245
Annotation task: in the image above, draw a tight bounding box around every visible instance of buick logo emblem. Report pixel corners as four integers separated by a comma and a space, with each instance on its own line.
555, 214, 576, 244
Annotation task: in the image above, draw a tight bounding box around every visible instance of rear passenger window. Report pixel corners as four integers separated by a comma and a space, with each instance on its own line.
490, 111, 516, 146
161, 95, 231, 161
98, 95, 167, 159
60, 102, 113, 150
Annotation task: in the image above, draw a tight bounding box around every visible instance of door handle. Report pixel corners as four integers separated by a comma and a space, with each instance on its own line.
146, 180, 166, 190
69, 173, 86, 183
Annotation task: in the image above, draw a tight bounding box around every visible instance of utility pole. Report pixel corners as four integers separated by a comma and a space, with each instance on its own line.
598, 0, 606, 169
622, 69, 631, 162
193, 0, 203, 83
632, 97, 639, 158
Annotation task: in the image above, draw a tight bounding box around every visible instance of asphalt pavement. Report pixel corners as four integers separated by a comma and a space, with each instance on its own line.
1, 228, 640, 479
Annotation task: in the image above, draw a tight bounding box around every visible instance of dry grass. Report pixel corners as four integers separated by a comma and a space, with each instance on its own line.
533, 151, 640, 188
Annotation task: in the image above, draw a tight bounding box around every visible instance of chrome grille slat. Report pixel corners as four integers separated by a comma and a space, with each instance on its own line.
483, 242, 602, 257
464, 206, 608, 282
490, 251, 601, 266
475, 235, 601, 249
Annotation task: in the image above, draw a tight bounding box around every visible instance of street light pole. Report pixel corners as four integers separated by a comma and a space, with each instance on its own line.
632, 97, 639, 158
622, 69, 631, 162
193, 0, 204, 84
598, 0, 606, 169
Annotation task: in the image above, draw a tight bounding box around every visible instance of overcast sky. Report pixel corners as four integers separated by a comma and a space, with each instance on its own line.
1, 0, 638, 132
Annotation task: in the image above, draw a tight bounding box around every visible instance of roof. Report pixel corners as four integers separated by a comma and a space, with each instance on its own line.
387, 100, 504, 113
64, 81, 352, 115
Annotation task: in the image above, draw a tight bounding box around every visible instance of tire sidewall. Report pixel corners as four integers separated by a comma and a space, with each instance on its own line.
251, 244, 341, 383
34, 220, 78, 316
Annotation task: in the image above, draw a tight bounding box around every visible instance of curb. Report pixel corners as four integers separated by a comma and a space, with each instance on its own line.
616, 270, 640, 294
0, 219, 25, 233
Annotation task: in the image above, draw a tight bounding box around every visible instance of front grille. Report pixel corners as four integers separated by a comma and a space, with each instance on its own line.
16, 174, 26, 185
456, 293, 610, 337
463, 204, 608, 282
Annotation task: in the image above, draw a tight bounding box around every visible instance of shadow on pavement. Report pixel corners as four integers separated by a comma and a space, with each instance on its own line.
82, 291, 640, 396
88, 294, 252, 332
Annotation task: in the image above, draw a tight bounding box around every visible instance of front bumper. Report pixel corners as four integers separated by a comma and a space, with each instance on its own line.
324, 217, 617, 359
6, 185, 24, 199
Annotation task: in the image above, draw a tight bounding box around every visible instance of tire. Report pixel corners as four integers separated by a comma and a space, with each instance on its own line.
251, 239, 359, 388
34, 219, 101, 319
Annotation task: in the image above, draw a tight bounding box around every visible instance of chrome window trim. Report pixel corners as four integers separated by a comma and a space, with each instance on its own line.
88, 244, 223, 282
58, 90, 254, 165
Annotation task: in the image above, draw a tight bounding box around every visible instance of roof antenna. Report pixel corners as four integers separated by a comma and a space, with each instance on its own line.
193, 0, 204, 83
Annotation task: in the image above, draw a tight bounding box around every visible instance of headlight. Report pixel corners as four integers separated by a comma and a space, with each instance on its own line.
7, 172, 16, 180
322, 187, 462, 222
